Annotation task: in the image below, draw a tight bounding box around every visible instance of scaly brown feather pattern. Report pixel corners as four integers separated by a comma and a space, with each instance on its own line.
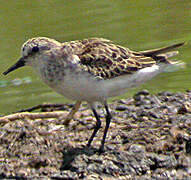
62, 38, 184, 79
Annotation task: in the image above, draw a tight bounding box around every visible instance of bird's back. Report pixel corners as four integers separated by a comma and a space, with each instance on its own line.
62, 38, 184, 80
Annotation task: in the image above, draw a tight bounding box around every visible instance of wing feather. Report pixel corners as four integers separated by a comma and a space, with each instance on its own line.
62, 38, 183, 79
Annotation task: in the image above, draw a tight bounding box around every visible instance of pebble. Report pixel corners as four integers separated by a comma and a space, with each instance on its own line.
185, 137, 191, 154
115, 105, 128, 111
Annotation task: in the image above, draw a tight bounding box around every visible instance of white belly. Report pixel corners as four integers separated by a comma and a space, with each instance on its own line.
44, 64, 164, 103
47, 71, 108, 102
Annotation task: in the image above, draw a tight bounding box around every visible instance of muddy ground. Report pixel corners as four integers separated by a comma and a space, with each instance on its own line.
0, 90, 191, 179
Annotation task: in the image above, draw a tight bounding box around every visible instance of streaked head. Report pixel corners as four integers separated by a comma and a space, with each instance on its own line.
3, 37, 61, 75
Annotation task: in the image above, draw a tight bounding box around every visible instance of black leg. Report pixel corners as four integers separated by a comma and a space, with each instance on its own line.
87, 108, 101, 147
99, 103, 112, 153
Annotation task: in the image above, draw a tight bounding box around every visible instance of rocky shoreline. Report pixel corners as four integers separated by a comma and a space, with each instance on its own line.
0, 90, 191, 179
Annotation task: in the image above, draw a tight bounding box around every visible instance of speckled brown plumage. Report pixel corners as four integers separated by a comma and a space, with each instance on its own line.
63, 38, 184, 79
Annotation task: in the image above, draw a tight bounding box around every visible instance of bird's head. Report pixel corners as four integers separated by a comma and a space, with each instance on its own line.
3, 37, 61, 75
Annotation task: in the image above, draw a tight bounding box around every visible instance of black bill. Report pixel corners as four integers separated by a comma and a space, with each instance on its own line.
3, 57, 25, 75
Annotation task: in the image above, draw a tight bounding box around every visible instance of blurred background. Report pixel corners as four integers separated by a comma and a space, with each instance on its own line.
0, 0, 190, 114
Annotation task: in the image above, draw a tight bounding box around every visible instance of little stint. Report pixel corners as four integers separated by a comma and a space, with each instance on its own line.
3, 37, 184, 152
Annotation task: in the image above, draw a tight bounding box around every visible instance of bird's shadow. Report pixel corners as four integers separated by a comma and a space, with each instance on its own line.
60, 146, 98, 171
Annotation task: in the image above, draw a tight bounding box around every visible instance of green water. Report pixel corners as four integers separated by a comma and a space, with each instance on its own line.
0, 0, 190, 114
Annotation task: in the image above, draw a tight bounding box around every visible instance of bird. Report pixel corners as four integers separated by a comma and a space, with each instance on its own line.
3, 37, 184, 152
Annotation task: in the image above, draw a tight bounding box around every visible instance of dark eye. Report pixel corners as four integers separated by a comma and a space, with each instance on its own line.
31, 46, 39, 53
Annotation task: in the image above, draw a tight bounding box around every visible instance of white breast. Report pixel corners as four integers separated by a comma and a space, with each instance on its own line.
45, 64, 164, 103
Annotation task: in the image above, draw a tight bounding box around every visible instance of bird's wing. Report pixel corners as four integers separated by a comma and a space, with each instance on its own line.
63, 38, 183, 79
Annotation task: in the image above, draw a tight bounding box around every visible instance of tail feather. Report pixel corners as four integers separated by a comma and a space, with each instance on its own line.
158, 51, 179, 58
140, 42, 185, 56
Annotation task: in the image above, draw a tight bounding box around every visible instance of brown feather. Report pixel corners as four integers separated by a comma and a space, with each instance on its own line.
62, 38, 184, 79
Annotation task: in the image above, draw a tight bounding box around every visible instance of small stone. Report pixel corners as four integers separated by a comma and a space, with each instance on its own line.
158, 91, 173, 96
135, 89, 150, 96
128, 144, 145, 154
134, 94, 145, 102
115, 105, 128, 111
177, 102, 191, 114
122, 138, 129, 144
185, 136, 191, 154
